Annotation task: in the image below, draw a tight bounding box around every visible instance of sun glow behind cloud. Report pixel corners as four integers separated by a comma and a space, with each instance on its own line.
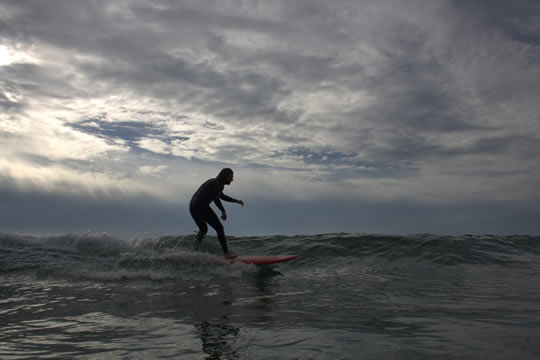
0, 44, 40, 66
0, 45, 11, 66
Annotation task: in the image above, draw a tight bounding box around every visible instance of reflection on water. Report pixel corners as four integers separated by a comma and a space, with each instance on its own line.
189, 267, 282, 360
196, 321, 240, 360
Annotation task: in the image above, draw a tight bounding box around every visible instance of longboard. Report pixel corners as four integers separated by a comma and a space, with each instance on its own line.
226, 255, 297, 265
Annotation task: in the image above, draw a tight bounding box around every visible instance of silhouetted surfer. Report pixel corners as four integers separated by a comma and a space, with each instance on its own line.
190, 168, 244, 259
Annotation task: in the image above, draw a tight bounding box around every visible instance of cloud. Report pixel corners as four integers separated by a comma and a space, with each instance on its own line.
139, 165, 168, 177
1, 0, 540, 234
0, 156, 159, 200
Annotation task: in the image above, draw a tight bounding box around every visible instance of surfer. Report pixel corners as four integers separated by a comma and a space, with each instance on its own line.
189, 168, 244, 259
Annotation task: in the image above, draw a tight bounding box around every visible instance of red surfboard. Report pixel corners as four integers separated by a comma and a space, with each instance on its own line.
228, 255, 297, 265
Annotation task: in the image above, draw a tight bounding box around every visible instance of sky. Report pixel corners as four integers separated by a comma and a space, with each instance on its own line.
1, 0, 540, 238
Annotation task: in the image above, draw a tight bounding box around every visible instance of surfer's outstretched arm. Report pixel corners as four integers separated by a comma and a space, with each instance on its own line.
220, 193, 244, 206
218, 193, 244, 219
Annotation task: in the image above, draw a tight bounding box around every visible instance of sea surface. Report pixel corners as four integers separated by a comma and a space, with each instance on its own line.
1, 232, 540, 359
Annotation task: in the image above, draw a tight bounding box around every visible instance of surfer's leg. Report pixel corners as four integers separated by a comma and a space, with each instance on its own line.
190, 206, 207, 250
194, 231, 205, 251
204, 208, 229, 253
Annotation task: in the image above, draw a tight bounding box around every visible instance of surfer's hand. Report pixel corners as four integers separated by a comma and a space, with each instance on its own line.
237, 200, 244, 207
221, 211, 227, 221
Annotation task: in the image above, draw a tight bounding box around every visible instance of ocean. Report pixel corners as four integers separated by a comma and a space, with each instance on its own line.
1, 232, 540, 359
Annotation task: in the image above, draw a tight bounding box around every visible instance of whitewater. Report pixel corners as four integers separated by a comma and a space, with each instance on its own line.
1, 232, 540, 359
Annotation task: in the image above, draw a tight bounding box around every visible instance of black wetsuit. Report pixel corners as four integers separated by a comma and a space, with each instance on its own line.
189, 177, 237, 252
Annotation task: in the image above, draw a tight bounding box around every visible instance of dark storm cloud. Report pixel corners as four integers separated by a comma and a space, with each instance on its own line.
442, 134, 540, 159
452, 0, 540, 45
129, 0, 285, 35
1, 0, 123, 50
445, 1, 540, 102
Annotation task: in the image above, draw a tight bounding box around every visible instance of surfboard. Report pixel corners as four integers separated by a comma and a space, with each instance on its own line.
227, 254, 297, 265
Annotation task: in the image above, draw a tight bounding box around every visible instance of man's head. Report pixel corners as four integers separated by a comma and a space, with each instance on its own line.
217, 168, 234, 185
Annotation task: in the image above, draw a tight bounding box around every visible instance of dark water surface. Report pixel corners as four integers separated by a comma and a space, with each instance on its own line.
2, 232, 540, 359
